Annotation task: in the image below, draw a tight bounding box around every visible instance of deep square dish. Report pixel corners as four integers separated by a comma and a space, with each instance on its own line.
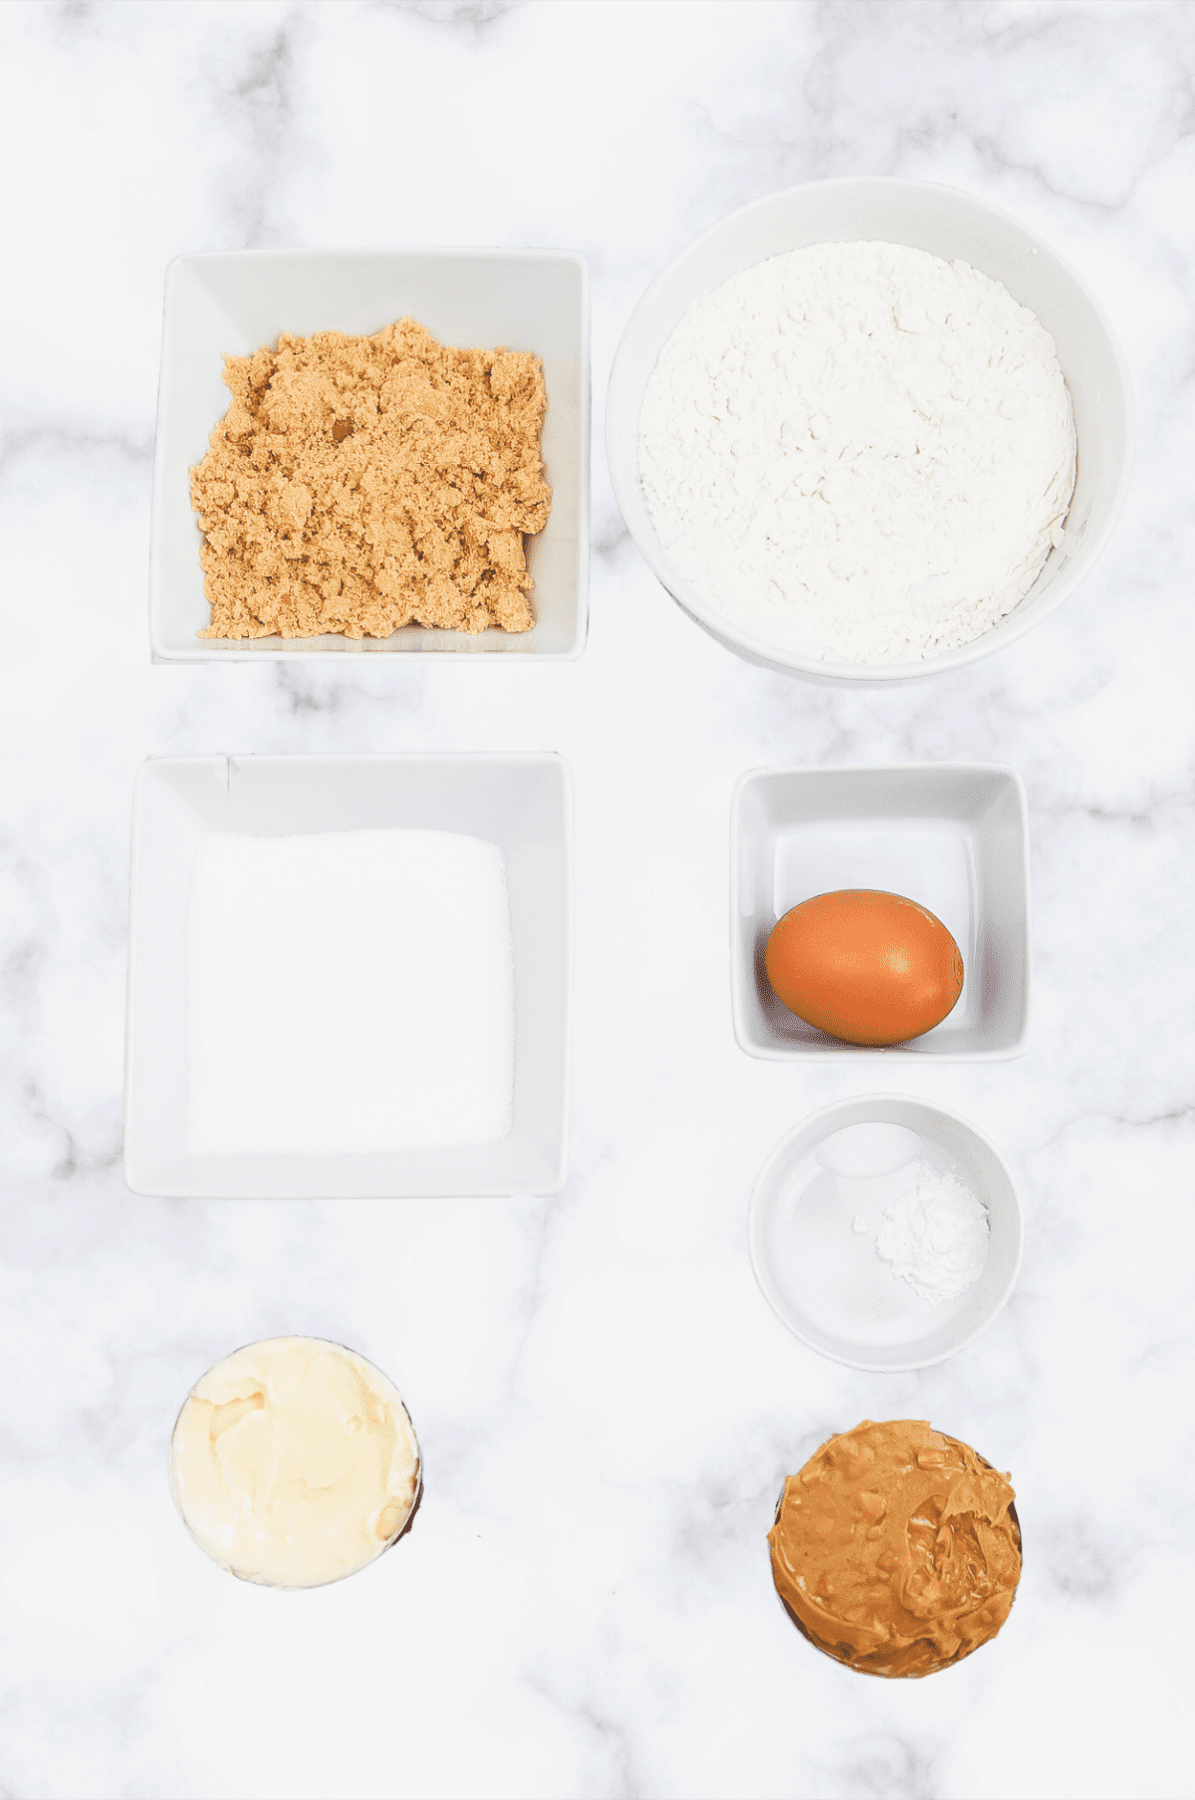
150, 249, 588, 661
730, 764, 1030, 1061
124, 754, 572, 1196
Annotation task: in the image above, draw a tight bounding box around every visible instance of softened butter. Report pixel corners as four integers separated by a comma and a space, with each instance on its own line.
169, 1335, 420, 1589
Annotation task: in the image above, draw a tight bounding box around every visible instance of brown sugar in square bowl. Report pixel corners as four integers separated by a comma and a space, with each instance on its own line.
149, 250, 588, 662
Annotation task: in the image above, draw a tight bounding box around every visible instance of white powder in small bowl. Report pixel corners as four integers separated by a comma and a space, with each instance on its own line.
873, 1160, 990, 1304
186, 828, 514, 1155
639, 240, 1076, 664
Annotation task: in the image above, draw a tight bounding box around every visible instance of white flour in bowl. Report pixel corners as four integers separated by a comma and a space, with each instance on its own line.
638, 240, 1076, 664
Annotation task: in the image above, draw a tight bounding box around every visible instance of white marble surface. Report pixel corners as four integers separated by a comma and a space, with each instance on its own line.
1, 3, 1193, 1796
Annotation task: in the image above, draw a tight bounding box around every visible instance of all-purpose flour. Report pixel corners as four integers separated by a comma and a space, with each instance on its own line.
639, 241, 1076, 663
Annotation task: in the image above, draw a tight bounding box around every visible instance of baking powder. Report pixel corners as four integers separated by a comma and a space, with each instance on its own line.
639, 241, 1076, 663
873, 1159, 990, 1303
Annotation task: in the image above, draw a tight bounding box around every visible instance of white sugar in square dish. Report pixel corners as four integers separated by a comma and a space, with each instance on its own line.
187, 829, 514, 1155
124, 753, 571, 1198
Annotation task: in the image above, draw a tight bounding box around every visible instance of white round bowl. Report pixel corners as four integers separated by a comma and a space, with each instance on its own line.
747, 1095, 1023, 1370
607, 178, 1134, 687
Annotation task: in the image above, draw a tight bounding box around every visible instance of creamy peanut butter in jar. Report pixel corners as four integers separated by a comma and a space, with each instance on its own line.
169, 1336, 420, 1589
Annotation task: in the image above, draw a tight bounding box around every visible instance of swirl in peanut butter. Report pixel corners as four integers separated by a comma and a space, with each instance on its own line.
768, 1419, 1021, 1677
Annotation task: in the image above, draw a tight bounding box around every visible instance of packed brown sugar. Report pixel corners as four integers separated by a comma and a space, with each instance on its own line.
190, 318, 552, 639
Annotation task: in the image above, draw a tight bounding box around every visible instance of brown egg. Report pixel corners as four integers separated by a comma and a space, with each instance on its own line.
764, 890, 963, 1046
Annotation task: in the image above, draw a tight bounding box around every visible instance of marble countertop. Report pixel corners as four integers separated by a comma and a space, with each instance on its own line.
1, 3, 1193, 1796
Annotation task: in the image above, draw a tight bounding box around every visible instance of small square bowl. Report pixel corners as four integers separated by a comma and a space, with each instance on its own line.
149, 249, 589, 662
730, 764, 1030, 1061
124, 754, 572, 1197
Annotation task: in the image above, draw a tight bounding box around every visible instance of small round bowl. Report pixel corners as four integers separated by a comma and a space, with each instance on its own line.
747, 1095, 1023, 1370
606, 178, 1134, 687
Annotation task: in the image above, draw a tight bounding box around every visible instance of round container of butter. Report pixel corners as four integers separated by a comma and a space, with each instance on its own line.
747, 1095, 1023, 1370
169, 1335, 421, 1588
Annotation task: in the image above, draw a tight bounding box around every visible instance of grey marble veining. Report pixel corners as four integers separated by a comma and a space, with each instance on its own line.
1, 3, 1193, 1797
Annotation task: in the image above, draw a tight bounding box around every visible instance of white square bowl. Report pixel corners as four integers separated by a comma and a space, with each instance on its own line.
149, 249, 589, 661
730, 764, 1030, 1061
124, 754, 572, 1197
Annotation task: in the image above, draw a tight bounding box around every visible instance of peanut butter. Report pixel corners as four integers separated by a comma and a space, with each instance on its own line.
169, 1336, 420, 1589
768, 1419, 1020, 1677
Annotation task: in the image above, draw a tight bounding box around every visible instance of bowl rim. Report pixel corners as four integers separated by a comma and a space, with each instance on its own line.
606, 175, 1136, 686
746, 1092, 1025, 1371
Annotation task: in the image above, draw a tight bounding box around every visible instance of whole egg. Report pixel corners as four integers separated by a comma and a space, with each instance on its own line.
764, 890, 963, 1047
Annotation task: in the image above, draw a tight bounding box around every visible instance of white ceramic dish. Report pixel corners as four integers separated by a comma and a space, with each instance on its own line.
606, 177, 1133, 687
748, 1096, 1023, 1371
150, 249, 589, 662
730, 763, 1030, 1061
124, 754, 572, 1197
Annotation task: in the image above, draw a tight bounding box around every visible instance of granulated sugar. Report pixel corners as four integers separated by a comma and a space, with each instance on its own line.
639, 240, 1076, 664
187, 829, 514, 1155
